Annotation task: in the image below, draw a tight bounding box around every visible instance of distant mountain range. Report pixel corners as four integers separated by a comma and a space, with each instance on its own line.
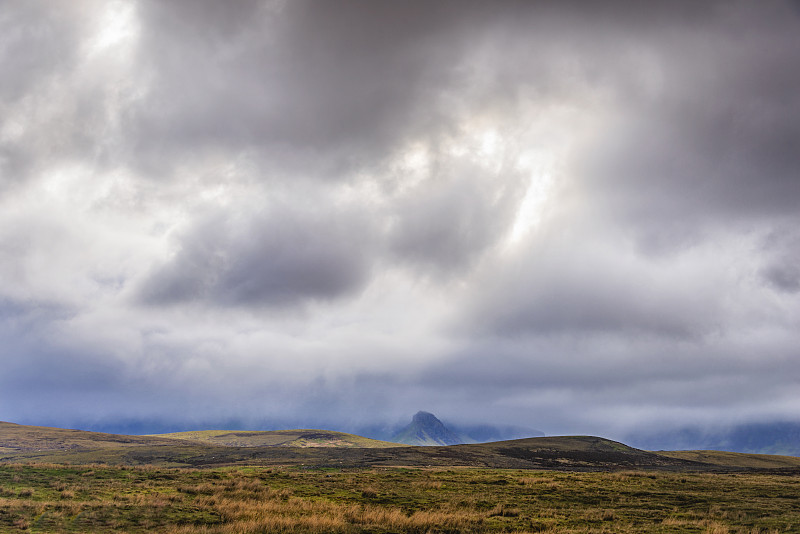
389, 411, 544, 446
627, 421, 800, 456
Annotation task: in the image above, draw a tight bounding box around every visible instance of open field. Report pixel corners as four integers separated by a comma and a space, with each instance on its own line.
2, 463, 800, 533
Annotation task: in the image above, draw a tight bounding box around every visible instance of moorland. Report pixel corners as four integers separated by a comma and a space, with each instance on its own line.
1, 421, 800, 533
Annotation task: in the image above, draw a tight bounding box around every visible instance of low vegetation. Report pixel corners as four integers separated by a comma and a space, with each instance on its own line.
2, 463, 799, 533
146, 429, 403, 449
3, 422, 800, 532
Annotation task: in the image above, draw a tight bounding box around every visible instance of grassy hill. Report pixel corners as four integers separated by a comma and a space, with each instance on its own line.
0, 421, 186, 452
0, 421, 404, 467
2, 421, 799, 472
148, 429, 402, 448
0, 422, 671, 469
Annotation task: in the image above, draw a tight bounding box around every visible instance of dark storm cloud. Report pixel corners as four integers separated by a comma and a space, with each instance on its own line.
461, 241, 714, 339
126, 0, 479, 179
759, 228, 800, 293
139, 202, 374, 307
762, 264, 800, 294
573, 2, 800, 239
126, 1, 719, 179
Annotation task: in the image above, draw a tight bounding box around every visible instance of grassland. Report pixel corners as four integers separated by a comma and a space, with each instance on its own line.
2, 463, 800, 533
0, 422, 183, 453
147, 429, 402, 448
3, 422, 800, 532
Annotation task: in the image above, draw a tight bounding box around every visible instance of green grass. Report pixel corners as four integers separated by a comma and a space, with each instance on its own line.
1, 464, 799, 533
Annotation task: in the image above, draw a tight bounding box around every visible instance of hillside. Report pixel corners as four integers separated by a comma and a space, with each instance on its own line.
0, 422, 717, 470
149, 429, 401, 448
0, 421, 187, 452
2, 421, 799, 472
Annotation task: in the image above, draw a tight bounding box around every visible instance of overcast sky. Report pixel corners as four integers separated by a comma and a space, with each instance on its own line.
2, 0, 800, 439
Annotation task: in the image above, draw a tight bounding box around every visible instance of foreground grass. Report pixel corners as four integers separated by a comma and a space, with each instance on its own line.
1, 464, 799, 533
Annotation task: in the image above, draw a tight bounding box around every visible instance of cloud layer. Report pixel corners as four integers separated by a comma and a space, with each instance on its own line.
2, 0, 800, 438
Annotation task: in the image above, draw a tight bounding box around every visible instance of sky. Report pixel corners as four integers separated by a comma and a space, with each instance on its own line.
1, 0, 800, 440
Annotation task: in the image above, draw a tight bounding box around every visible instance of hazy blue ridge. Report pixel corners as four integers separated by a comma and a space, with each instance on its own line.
627, 422, 800, 456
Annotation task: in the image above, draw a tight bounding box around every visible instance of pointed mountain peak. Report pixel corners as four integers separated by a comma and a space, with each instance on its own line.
412, 411, 440, 424
391, 411, 463, 446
